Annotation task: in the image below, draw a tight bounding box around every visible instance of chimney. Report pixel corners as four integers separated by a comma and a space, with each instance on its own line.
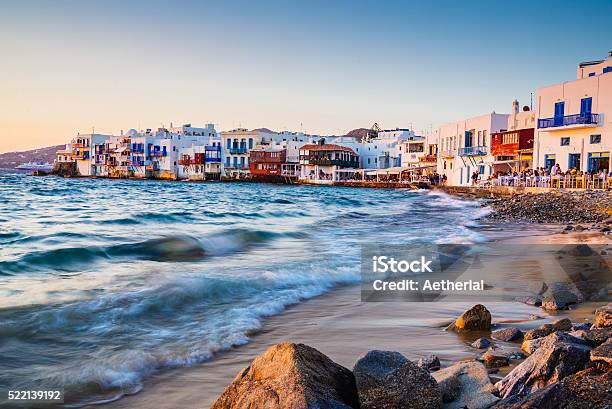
512, 99, 519, 115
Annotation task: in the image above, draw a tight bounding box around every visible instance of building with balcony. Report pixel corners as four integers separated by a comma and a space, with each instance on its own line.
249, 147, 286, 181
437, 113, 509, 186
69, 133, 112, 176
534, 52, 612, 173
298, 141, 359, 184
220, 129, 283, 177
490, 99, 535, 173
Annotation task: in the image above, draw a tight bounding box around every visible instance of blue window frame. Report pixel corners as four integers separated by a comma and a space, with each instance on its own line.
233, 157, 238, 167
479, 165, 485, 175
580, 97, 592, 116
240, 157, 245, 167
226, 139, 231, 149
589, 72, 596, 77
603, 66, 612, 74
248, 138, 253, 149
225, 157, 230, 167
560, 137, 570, 146
464, 131, 473, 147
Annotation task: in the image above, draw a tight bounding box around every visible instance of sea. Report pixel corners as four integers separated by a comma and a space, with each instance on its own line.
0, 172, 498, 407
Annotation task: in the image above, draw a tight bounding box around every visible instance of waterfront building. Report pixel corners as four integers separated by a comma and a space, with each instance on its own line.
220, 129, 280, 177
249, 147, 286, 179
490, 100, 535, 173
298, 140, 360, 184
55, 144, 73, 164
437, 113, 509, 186
70, 133, 113, 176
534, 52, 612, 174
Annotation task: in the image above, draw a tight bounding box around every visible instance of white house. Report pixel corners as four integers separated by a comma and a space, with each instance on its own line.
534, 52, 612, 174
437, 113, 509, 186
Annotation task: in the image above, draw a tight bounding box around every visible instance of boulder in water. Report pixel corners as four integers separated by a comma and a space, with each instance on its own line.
211, 342, 359, 409
447, 304, 491, 332
353, 350, 441, 409
417, 354, 441, 371
492, 327, 523, 342
471, 338, 491, 349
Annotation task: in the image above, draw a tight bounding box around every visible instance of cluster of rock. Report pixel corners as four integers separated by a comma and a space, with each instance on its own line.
211, 303, 612, 408
485, 191, 612, 224
516, 278, 609, 312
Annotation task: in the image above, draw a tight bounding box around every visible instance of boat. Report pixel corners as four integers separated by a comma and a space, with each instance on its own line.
15, 161, 54, 172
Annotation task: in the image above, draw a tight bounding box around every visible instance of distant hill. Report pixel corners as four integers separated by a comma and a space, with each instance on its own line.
345, 128, 369, 141
0, 145, 63, 169
251, 128, 279, 134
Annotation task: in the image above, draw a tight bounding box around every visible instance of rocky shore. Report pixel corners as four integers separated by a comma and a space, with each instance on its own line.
211, 303, 612, 409
485, 190, 612, 224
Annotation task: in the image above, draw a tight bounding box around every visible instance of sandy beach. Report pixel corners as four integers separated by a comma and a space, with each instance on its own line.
99, 225, 610, 409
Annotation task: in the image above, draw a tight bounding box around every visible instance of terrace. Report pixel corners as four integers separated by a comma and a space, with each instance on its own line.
458, 146, 488, 156
537, 113, 600, 129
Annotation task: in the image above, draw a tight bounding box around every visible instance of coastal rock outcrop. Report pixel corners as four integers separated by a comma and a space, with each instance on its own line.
584, 327, 612, 346
491, 327, 523, 342
495, 332, 592, 399
353, 350, 441, 409
493, 367, 612, 409
590, 337, 612, 368
210, 342, 359, 409
471, 338, 491, 349
523, 318, 572, 341
594, 303, 612, 328
432, 360, 499, 409
447, 304, 492, 332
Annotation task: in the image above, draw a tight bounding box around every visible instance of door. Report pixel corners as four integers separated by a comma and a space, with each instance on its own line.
545, 154, 556, 170
464, 131, 473, 148
554, 102, 565, 126
580, 97, 592, 123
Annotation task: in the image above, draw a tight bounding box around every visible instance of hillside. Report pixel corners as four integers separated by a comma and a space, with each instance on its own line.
0, 145, 63, 169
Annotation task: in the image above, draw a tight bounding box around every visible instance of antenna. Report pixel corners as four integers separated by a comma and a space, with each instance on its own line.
530, 92, 533, 111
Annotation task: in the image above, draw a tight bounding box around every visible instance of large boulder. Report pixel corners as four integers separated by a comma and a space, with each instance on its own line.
491, 327, 523, 342
520, 337, 542, 355
594, 303, 612, 328
211, 343, 359, 409
447, 305, 492, 332
590, 337, 612, 368
493, 367, 612, 409
353, 350, 441, 409
432, 360, 499, 409
492, 383, 566, 409
494, 332, 592, 399
584, 327, 612, 346
541, 290, 578, 311
523, 318, 572, 341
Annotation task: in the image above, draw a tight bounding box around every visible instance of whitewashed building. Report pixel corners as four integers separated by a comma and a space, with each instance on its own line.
534, 52, 612, 173
437, 113, 509, 186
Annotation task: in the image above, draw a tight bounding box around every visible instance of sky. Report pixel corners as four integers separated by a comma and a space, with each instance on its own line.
0, 0, 610, 153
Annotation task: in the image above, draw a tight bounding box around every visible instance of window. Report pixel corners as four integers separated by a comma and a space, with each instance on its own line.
603, 66, 612, 74
248, 138, 253, 149
226, 157, 230, 167
226, 139, 231, 149
560, 137, 570, 146
589, 72, 596, 77
590, 134, 602, 144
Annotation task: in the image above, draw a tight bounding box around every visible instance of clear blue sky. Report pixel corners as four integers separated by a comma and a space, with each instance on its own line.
1, 0, 610, 152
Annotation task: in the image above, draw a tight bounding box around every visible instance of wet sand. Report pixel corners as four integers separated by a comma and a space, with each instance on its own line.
99, 227, 610, 409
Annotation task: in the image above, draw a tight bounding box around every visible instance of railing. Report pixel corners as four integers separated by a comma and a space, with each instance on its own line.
205, 157, 222, 163
150, 151, 167, 157
419, 154, 438, 162
302, 158, 359, 167
458, 146, 488, 156
482, 174, 611, 190
537, 113, 600, 129
441, 149, 456, 158
130, 160, 145, 167
229, 146, 247, 154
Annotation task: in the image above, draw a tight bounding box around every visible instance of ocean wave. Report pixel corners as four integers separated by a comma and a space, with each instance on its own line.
0, 229, 286, 275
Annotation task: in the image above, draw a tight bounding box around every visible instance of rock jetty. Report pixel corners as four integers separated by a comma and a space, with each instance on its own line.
212, 303, 612, 409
